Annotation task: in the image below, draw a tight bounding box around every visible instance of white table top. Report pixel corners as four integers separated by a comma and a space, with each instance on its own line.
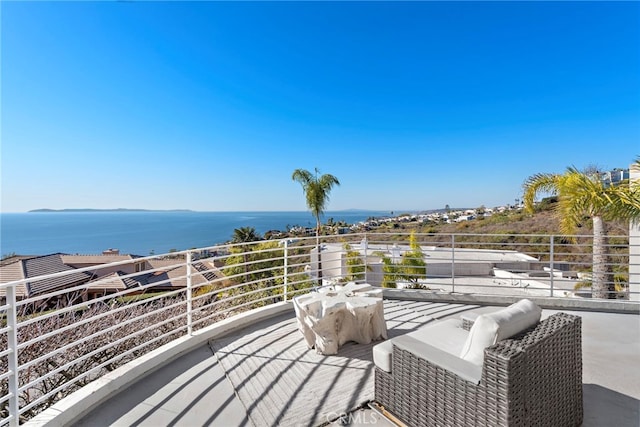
294, 282, 383, 318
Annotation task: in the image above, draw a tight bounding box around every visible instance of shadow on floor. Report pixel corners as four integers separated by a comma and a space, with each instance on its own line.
583, 383, 639, 427
72, 345, 249, 427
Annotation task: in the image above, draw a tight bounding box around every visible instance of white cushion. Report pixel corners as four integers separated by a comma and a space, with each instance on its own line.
373, 318, 467, 373
393, 334, 483, 384
372, 340, 394, 373
406, 318, 468, 357
459, 299, 541, 365
489, 299, 542, 341
458, 315, 499, 365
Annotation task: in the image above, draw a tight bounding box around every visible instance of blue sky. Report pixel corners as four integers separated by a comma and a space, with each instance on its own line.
2, 1, 639, 213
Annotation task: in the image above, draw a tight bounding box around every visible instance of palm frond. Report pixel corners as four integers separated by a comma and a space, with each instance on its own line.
522, 172, 559, 213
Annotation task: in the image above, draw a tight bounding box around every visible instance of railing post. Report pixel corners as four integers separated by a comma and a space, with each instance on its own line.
451, 234, 456, 293
549, 235, 555, 298
7, 285, 20, 427
283, 239, 289, 302
362, 234, 368, 284
186, 251, 193, 336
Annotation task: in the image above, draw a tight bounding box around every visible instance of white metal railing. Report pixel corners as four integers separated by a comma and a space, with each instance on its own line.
0, 232, 638, 425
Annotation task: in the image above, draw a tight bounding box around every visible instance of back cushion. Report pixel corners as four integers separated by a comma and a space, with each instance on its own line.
459, 299, 542, 365
487, 298, 542, 342
458, 314, 500, 365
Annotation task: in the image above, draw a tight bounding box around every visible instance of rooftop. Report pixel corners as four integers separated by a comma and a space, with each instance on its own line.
5, 231, 638, 427
69, 298, 639, 427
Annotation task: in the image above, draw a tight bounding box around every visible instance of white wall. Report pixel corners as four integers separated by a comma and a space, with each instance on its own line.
310, 245, 343, 281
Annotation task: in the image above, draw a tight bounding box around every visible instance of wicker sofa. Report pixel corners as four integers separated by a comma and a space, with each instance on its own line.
374, 302, 583, 427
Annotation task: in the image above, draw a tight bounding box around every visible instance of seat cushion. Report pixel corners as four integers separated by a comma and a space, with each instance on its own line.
373, 318, 467, 373
459, 299, 541, 365
373, 339, 394, 373
406, 318, 467, 356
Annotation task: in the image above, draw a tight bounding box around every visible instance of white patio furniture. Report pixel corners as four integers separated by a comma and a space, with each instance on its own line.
293, 282, 387, 355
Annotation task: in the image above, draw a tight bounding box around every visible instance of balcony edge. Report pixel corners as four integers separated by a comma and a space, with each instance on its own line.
24, 302, 295, 427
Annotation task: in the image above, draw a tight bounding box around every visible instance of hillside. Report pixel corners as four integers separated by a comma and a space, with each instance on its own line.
371, 207, 629, 237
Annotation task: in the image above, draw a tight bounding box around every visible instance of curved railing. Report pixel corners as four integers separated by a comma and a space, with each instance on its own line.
0, 232, 637, 425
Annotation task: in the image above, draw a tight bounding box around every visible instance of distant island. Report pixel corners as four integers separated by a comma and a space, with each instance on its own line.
29, 208, 194, 213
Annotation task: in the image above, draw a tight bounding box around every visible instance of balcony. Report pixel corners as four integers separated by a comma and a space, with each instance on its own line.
1, 233, 638, 426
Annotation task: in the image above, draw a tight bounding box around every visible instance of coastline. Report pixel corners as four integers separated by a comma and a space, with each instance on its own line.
27, 208, 195, 213
0, 210, 393, 257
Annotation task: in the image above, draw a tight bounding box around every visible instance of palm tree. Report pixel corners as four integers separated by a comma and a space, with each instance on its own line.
292, 167, 340, 283
231, 226, 261, 244
231, 226, 262, 278
374, 233, 427, 289
401, 232, 428, 287
343, 243, 370, 282
523, 162, 640, 298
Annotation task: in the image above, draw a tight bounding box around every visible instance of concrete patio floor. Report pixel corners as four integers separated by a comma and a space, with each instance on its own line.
73, 300, 640, 427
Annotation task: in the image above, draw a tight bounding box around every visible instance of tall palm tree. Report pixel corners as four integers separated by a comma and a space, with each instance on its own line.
292, 167, 340, 283
523, 162, 640, 298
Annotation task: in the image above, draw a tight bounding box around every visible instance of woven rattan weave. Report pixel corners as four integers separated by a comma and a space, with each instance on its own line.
375, 313, 583, 426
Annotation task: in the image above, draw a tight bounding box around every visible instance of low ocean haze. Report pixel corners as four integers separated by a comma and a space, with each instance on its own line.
0, 210, 392, 257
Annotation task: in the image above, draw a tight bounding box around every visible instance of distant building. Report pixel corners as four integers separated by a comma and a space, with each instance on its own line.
600, 168, 630, 187
311, 242, 540, 288
0, 253, 92, 301
0, 252, 221, 304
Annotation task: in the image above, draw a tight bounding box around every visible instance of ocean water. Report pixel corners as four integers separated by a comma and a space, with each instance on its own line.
0, 211, 391, 257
